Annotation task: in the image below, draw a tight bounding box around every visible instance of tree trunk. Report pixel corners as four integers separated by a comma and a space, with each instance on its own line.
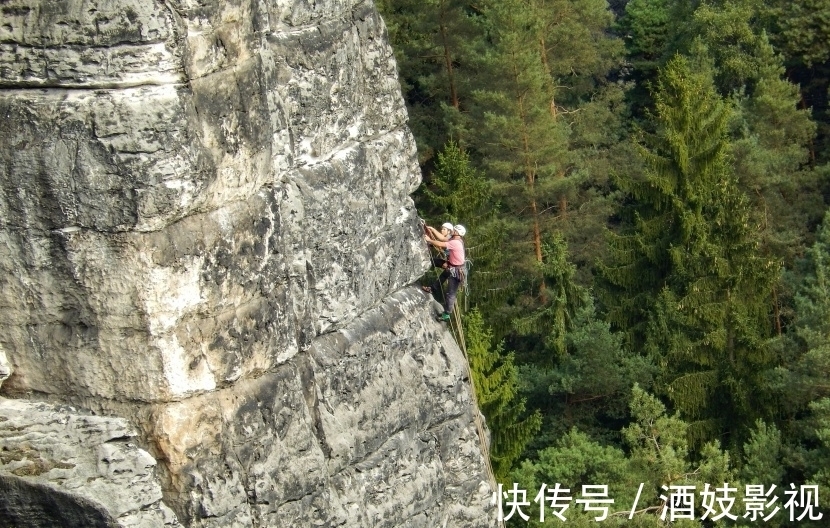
439, 2, 459, 109
519, 101, 544, 265
773, 287, 782, 336
519, 96, 546, 300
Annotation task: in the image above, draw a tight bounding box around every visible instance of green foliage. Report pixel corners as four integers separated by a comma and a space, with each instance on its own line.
517, 238, 656, 451
772, 212, 830, 411
685, 0, 823, 273
471, 0, 572, 266
509, 428, 633, 526
376, 0, 478, 163
758, 0, 830, 167
513, 236, 587, 359
764, 0, 830, 67
509, 386, 737, 527
470, 0, 625, 293
740, 420, 784, 488
615, 0, 698, 113
807, 398, 830, 510
730, 62, 821, 270
618, 0, 671, 61
387, 0, 631, 346
600, 54, 779, 446
550, 304, 655, 423
794, 212, 830, 349
691, 0, 774, 92
600, 53, 731, 339
383, 0, 830, 510
623, 384, 693, 486
769, 213, 830, 504
464, 309, 542, 480
622, 386, 735, 522
519, 299, 657, 454
422, 140, 492, 224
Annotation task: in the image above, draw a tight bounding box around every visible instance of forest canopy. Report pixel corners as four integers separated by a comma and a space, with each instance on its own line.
378, 0, 830, 524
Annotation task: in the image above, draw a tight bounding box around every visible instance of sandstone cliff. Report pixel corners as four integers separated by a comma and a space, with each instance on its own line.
0, 0, 497, 526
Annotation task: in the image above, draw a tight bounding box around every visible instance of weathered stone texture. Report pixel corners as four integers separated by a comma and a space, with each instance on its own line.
0, 0, 425, 401
140, 288, 494, 527
0, 398, 178, 527
0, 0, 497, 526
0, 1, 181, 88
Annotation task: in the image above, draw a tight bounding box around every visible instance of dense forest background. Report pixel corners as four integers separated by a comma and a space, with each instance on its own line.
377, 0, 830, 524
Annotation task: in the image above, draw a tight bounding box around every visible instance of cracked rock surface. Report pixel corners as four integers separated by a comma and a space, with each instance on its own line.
0, 398, 178, 527
0, 0, 425, 402
141, 288, 495, 527
0, 0, 497, 526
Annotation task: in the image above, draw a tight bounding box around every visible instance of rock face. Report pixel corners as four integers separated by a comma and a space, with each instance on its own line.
141, 289, 494, 527
0, 399, 177, 527
0, 0, 497, 526
0, 347, 10, 390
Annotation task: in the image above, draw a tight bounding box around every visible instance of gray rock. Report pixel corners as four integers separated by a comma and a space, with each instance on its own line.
0, 0, 497, 525
0, 347, 10, 391
1, 476, 118, 528
0, 398, 179, 527
0, 0, 426, 402
132, 288, 496, 527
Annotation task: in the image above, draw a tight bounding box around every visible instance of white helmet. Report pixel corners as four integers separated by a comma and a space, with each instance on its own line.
454, 224, 466, 237
441, 222, 454, 231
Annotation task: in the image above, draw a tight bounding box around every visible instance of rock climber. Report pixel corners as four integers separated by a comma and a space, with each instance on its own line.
423, 224, 466, 322
423, 221, 454, 269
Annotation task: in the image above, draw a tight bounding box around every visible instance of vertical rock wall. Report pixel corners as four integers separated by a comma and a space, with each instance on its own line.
0, 0, 497, 526
0, 0, 424, 401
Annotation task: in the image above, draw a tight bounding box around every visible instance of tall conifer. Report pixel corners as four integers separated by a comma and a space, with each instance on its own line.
689, 1, 822, 277
377, 0, 478, 163
470, 0, 624, 315
600, 55, 778, 446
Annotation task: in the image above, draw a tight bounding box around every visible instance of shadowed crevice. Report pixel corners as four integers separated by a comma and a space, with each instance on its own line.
0, 475, 117, 528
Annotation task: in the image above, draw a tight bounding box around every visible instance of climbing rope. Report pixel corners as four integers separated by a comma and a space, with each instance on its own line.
448, 300, 503, 526
421, 225, 502, 525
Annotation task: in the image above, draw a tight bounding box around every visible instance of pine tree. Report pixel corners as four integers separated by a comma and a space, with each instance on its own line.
760, 0, 830, 166
509, 428, 633, 527
599, 54, 779, 447
618, 0, 672, 62
519, 296, 657, 455
616, 0, 699, 115
740, 419, 784, 491
772, 211, 830, 414
472, 0, 569, 274
508, 385, 734, 527
377, 0, 478, 164
763, 0, 830, 68
794, 212, 830, 358
689, 0, 822, 281
623, 385, 734, 504
471, 0, 624, 282
764, 211, 830, 521
506, 236, 658, 456
464, 309, 542, 481
423, 0, 627, 355
692, 0, 776, 93
423, 141, 492, 223
805, 397, 830, 521
513, 235, 587, 360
